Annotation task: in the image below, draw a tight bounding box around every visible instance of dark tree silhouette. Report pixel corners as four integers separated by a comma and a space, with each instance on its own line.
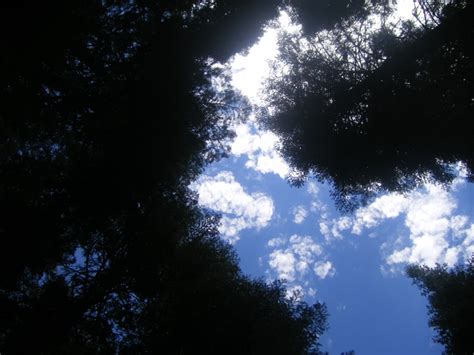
407, 257, 474, 355
289, 0, 390, 34
261, 0, 474, 210
0, 1, 329, 353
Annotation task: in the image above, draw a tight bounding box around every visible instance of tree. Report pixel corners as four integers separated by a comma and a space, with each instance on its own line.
0, 1, 329, 353
407, 257, 474, 355
261, 0, 474, 210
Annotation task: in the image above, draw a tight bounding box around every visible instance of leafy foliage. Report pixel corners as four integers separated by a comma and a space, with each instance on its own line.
407, 257, 474, 355
262, 0, 474, 210
0, 1, 329, 353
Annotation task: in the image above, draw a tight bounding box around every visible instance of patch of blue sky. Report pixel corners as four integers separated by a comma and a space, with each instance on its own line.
197, 143, 459, 354
190, 2, 474, 352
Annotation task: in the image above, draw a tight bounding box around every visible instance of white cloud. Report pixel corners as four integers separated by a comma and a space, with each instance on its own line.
358, 182, 474, 269
313, 261, 335, 279
265, 234, 333, 295
289, 235, 322, 269
334, 216, 352, 239
192, 171, 274, 243
319, 216, 352, 241
285, 285, 305, 301
319, 221, 332, 240
227, 12, 300, 179
404, 185, 455, 236
231, 123, 289, 178
351, 193, 409, 235
293, 205, 308, 224
450, 215, 469, 237
452, 162, 469, 189
307, 181, 319, 196
385, 184, 460, 267
306, 182, 333, 240
267, 235, 323, 282
463, 225, 474, 247
456, 224, 474, 261
314, 175, 474, 270
269, 249, 297, 282
385, 247, 411, 265
445, 247, 461, 267
320, 183, 456, 242
267, 237, 286, 248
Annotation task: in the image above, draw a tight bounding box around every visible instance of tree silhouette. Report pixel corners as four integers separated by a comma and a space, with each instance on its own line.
262, 0, 474, 210
0, 1, 329, 353
407, 257, 474, 355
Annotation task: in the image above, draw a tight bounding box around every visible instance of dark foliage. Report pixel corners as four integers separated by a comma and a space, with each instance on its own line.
407, 257, 474, 355
0, 1, 328, 353
289, 0, 391, 34
262, 0, 474, 210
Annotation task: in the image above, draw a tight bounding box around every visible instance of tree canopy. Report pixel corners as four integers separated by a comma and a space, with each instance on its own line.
0, 1, 331, 353
261, 0, 474, 210
4, 0, 473, 352
407, 258, 474, 354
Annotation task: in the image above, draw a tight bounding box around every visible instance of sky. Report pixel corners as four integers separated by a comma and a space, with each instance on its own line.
192, 3, 474, 354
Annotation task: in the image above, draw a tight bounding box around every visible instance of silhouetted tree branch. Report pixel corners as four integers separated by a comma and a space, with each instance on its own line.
407, 257, 474, 354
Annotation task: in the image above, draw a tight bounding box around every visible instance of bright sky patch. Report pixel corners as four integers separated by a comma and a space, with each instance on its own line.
192, 171, 274, 243
191, 3, 473, 353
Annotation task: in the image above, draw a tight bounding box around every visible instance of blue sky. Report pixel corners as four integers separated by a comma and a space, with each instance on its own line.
191, 5, 474, 353
195, 146, 474, 354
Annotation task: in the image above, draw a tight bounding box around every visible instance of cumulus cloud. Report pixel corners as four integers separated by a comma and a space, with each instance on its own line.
269, 249, 297, 282
307, 181, 319, 196
292, 205, 308, 224
266, 234, 334, 296
193, 171, 274, 243
306, 182, 330, 220
319, 221, 332, 240
351, 193, 409, 235
267, 237, 286, 248
462, 225, 474, 258
314, 261, 335, 279
317, 177, 474, 270
268, 235, 323, 281
383, 184, 468, 268
318, 191, 412, 241
231, 123, 289, 178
